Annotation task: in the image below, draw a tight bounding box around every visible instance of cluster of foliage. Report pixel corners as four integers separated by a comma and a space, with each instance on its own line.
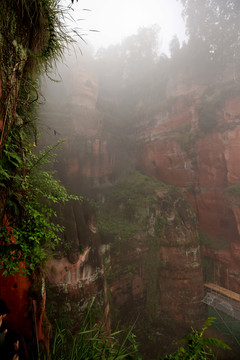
196, 83, 240, 133
180, 0, 240, 78
96, 171, 175, 239
0, 0, 72, 149
45, 313, 231, 360
96, 25, 168, 125
0, 0, 80, 275
164, 318, 231, 360
0, 133, 80, 276
45, 298, 142, 360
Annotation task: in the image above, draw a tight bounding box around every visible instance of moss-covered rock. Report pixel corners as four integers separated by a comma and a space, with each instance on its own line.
96, 171, 205, 358
97, 170, 197, 246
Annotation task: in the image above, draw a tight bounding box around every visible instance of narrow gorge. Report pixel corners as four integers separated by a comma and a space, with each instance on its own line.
1, 1, 240, 359
39, 44, 240, 357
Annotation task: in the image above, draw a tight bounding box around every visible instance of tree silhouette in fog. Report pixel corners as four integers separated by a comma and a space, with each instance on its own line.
180, 0, 240, 79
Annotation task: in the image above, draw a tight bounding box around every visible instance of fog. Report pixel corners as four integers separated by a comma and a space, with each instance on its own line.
42, 1, 240, 359
60, 0, 186, 54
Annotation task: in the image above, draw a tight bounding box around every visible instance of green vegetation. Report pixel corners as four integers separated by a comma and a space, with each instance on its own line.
97, 171, 178, 240
47, 325, 141, 360
226, 183, 240, 196
197, 83, 240, 134
45, 298, 142, 360
180, 0, 240, 78
176, 124, 200, 169
98, 216, 140, 240
208, 307, 240, 348
164, 317, 231, 360
0, 136, 80, 276
176, 82, 240, 161
0, 0, 80, 275
106, 170, 170, 200
45, 313, 231, 360
155, 216, 167, 237
224, 182, 240, 209
198, 229, 229, 251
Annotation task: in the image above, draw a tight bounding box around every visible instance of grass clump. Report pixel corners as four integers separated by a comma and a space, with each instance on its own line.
164, 317, 230, 360
45, 298, 142, 360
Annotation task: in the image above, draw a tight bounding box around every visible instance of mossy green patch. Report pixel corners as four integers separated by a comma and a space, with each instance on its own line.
224, 183, 240, 208
155, 215, 167, 237
97, 171, 177, 240
225, 182, 240, 197
197, 82, 240, 134
199, 229, 229, 250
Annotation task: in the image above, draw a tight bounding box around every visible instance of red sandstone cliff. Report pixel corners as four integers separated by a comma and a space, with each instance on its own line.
40, 64, 207, 357
39, 63, 116, 194
97, 172, 205, 358
41, 61, 240, 304
136, 82, 240, 293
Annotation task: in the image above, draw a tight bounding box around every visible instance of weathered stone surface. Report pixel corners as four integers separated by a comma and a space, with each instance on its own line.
70, 67, 99, 109
40, 63, 116, 193
97, 172, 205, 357
136, 83, 240, 295
45, 201, 108, 328
40, 65, 240, 356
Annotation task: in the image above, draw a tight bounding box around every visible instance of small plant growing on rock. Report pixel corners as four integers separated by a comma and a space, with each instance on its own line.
163, 317, 230, 360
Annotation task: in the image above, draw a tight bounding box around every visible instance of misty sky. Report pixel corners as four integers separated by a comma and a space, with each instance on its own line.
62, 0, 186, 54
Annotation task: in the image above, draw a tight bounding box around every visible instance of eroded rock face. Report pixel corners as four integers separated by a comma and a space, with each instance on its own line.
45, 200, 107, 326
60, 137, 115, 193
0, 269, 51, 355
41, 64, 240, 355
40, 63, 116, 194
136, 83, 240, 293
97, 172, 205, 358
70, 67, 99, 109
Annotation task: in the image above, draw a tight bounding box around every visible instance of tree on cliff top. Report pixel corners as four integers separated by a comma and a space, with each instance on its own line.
180, 0, 240, 79
96, 25, 161, 91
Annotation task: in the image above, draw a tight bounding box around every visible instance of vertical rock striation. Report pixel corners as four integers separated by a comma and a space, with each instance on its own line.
136, 83, 240, 293
96, 172, 205, 357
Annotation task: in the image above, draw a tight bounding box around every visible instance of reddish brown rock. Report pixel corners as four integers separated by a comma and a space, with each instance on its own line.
98, 172, 205, 359
70, 66, 99, 109
137, 85, 240, 296
224, 127, 240, 184
0, 270, 51, 354
138, 138, 194, 187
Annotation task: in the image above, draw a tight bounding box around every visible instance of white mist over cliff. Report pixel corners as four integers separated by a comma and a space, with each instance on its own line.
61, 0, 186, 55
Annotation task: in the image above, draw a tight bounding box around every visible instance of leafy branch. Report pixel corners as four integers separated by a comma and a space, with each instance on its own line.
164, 317, 231, 360
0, 125, 81, 276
